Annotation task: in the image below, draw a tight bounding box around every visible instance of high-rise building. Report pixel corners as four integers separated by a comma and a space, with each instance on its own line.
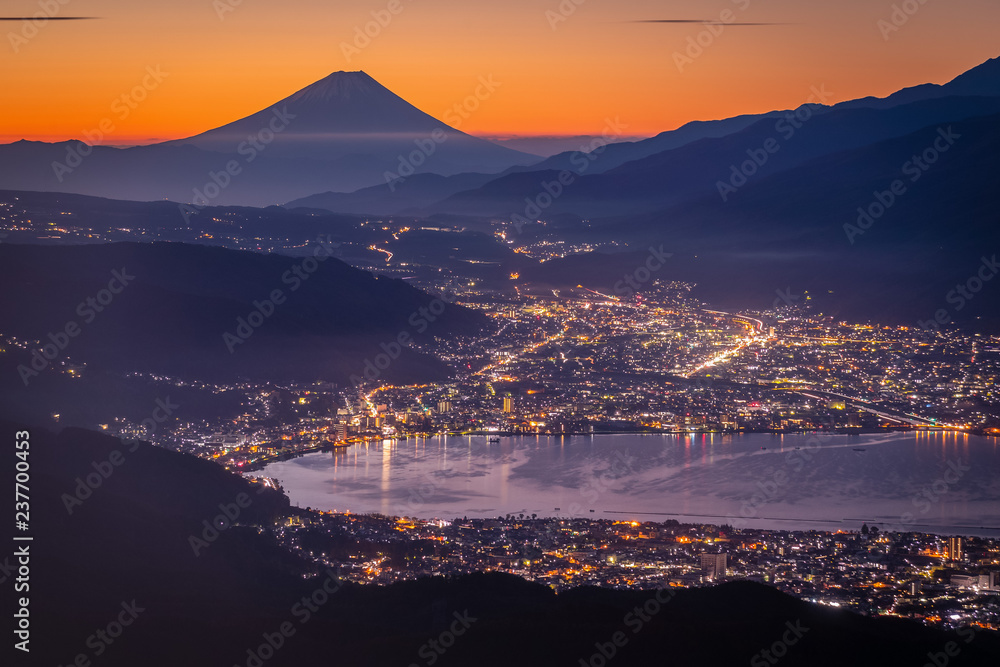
437, 400, 453, 413
334, 422, 349, 441
503, 395, 513, 413
700, 552, 727, 580
947, 536, 963, 562
977, 572, 999, 591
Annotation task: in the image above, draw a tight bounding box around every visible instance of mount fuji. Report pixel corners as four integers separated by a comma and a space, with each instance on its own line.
166, 71, 535, 173
0, 71, 539, 206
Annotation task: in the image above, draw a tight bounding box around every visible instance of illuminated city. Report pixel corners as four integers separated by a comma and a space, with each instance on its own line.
3, 9, 1000, 663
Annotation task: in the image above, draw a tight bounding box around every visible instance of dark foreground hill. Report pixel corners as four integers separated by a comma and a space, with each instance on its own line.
0, 242, 484, 428
4, 422, 998, 667
0, 241, 481, 383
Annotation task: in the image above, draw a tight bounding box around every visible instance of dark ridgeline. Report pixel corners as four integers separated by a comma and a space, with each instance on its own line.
0, 241, 483, 426
6, 421, 999, 667
510, 109, 1000, 327
292, 56, 1000, 218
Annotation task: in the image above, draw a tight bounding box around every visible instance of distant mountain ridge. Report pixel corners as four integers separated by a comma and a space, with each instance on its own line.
288, 55, 1000, 218
836, 55, 1000, 110
0, 71, 539, 206
0, 242, 483, 387
421, 94, 1000, 218
533, 55, 1000, 178
286, 170, 500, 215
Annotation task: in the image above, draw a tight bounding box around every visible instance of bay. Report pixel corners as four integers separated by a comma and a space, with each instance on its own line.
257, 432, 1000, 536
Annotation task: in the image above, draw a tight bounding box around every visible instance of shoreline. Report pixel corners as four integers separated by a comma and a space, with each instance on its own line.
248, 431, 1000, 538
236, 427, 995, 472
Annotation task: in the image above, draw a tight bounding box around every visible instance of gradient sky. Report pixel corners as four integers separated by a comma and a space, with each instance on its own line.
2, 0, 998, 144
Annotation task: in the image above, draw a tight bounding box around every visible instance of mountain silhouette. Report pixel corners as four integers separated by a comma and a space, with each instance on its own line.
0, 242, 483, 393
168, 70, 536, 172
0, 72, 538, 205
288, 56, 1000, 220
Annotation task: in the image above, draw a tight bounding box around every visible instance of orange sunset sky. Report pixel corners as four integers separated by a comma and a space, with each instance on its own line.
2, 0, 999, 144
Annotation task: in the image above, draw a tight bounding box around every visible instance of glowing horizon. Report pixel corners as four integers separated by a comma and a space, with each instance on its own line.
2, 0, 998, 145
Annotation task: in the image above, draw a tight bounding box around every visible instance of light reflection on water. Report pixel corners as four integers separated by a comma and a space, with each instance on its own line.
258, 432, 1000, 536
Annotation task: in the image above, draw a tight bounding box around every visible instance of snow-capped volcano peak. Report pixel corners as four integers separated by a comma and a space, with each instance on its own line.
288, 70, 385, 103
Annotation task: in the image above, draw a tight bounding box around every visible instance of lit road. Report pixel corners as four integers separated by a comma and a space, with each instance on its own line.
683, 311, 764, 378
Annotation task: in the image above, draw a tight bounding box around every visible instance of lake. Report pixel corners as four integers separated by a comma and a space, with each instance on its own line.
257, 432, 1000, 536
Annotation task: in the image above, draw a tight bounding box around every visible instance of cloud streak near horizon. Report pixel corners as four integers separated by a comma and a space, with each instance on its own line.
628, 19, 794, 25
0, 17, 101, 21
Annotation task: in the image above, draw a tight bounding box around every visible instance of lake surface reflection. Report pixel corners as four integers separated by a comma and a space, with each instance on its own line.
258, 432, 1000, 536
